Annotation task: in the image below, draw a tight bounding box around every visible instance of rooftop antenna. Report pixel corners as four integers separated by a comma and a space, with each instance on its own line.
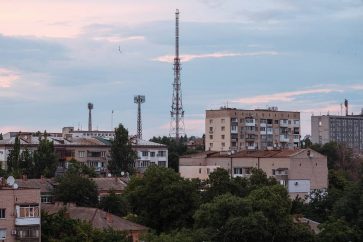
88, 102, 94, 131
111, 110, 114, 130
134, 95, 145, 139
344, 99, 348, 116
340, 103, 343, 116
170, 9, 185, 142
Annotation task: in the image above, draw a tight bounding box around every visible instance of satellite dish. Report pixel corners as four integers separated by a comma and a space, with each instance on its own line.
121, 171, 125, 176
6, 176, 15, 186
13, 183, 18, 189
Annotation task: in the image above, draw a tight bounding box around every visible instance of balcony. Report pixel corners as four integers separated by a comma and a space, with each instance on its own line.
15, 217, 40, 226
245, 121, 256, 127
280, 120, 288, 127
280, 135, 290, 142
233, 174, 251, 178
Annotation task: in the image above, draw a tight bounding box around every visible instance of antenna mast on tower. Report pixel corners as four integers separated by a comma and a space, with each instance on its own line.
170, 9, 185, 142
134, 95, 145, 139
88, 102, 93, 131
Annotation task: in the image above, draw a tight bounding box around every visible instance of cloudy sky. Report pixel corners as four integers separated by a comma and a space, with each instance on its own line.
0, 0, 362, 139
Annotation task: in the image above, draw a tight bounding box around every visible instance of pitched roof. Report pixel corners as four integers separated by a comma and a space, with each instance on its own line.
42, 204, 148, 232
17, 178, 54, 193
90, 177, 127, 192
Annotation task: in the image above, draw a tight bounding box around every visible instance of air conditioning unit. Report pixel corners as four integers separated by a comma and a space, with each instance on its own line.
11, 230, 17, 235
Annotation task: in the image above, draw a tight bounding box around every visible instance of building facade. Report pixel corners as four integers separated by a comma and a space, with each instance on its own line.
205, 107, 301, 151
0, 186, 41, 242
179, 149, 328, 198
0, 133, 168, 174
311, 115, 363, 153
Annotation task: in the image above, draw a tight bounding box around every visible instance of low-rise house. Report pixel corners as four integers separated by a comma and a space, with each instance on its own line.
42, 203, 148, 242
0, 184, 41, 242
179, 149, 328, 198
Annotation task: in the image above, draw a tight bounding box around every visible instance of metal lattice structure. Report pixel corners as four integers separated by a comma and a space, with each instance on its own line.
134, 95, 145, 139
169, 9, 185, 142
88, 102, 93, 131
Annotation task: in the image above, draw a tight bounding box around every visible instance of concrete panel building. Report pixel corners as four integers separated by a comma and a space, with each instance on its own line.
180, 149, 328, 198
0, 186, 41, 242
311, 114, 363, 153
205, 107, 300, 151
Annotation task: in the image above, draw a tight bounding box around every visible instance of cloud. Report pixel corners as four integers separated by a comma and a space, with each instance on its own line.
0, 68, 19, 88
232, 88, 340, 105
152, 51, 280, 63
92, 35, 145, 43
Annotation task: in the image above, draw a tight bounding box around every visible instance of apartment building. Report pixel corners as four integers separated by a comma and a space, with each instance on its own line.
62, 127, 115, 139
205, 107, 301, 151
0, 132, 168, 174
179, 149, 327, 198
0, 185, 41, 242
311, 114, 363, 153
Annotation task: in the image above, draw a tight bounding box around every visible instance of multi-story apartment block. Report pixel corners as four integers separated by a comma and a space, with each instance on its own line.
311, 114, 363, 153
179, 149, 328, 198
0, 185, 41, 242
0, 132, 168, 174
205, 107, 300, 151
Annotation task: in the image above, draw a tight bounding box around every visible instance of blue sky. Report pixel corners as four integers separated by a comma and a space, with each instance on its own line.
0, 0, 362, 139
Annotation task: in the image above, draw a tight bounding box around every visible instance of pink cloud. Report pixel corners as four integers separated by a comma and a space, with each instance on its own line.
0, 68, 19, 88
152, 51, 280, 63
232, 88, 340, 105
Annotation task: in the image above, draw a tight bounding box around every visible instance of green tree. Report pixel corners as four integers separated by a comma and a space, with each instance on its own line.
318, 219, 361, 242
7, 135, 21, 176
19, 148, 35, 178
42, 210, 129, 242
100, 190, 128, 217
54, 173, 98, 207
67, 159, 97, 177
0, 133, 3, 140
125, 166, 200, 233
108, 124, 137, 175
33, 134, 58, 178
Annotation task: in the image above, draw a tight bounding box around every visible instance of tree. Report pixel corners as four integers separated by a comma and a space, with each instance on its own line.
108, 124, 137, 175
33, 134, 58, 178
67, 159, 97, 177
0, 133, 3, 140
318, 219, 361, 242
7, 135, 21, 177
125, 166, 200, 233
100, 190, 128, 217
42, 209, 129, 242
54, 173, 98, 207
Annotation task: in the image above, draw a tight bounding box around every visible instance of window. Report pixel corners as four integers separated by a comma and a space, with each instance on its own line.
0, 229, 6, 240
209, 135, 213, 139
209, 143, 213, 148
79, 151, 85, 158
142, 151, 148, 157
158, 161, 166, 167
150, 152, 155, 157
199, 168, 202, 174
207, 168, 210, 174
101, 151, 106, 157
221, 118, 225, 123
209, 127, 213, 132
221, 135, 225, 139
19, 205, 40, 218
0, 209, 5, 219
221, 142, 225, 147
157, 151, 166, 157
231, 126, 237, 132
221, 126, 225, 131
209, 119, 213, 124
140, 160, 149, 167
17, 228, 40, 239
41, 195, 53, 204
234, 168, 243, 174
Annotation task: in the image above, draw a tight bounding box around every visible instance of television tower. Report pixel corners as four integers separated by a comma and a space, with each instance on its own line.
88, 102, 93, 131
134, 95, 145, 139
170, 9, 185, 142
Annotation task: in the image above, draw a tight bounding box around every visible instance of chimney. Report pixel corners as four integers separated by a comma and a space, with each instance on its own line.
88, 102, 94, 131
344, 99, 348, 116
22, 175, 27, 181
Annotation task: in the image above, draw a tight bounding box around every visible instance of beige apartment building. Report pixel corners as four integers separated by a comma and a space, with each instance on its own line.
205, 107, 300, 151
180, 149, 328, 198
0, 186, 41, 242
0, 132, 168, 174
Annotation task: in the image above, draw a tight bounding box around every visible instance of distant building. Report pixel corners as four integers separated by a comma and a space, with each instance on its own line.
311, 114, 363, 153
0, 132, 168, 174
205, 107, 301, 151
42, 203, 148, 242
62, 127, 115, 140
0, 185, 41, 242
179, 149, 328, 198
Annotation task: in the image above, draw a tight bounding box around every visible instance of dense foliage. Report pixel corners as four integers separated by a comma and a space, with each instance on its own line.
108, 124, 137, 175
54, 173, 98, 207
42, 210, 130, 242
100, 190, 129, 217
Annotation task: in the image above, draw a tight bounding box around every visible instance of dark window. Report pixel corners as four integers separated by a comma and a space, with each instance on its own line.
0, 209, 5, 218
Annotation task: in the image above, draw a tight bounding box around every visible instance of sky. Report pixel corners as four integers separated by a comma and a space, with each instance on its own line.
0, 0, 362, 139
